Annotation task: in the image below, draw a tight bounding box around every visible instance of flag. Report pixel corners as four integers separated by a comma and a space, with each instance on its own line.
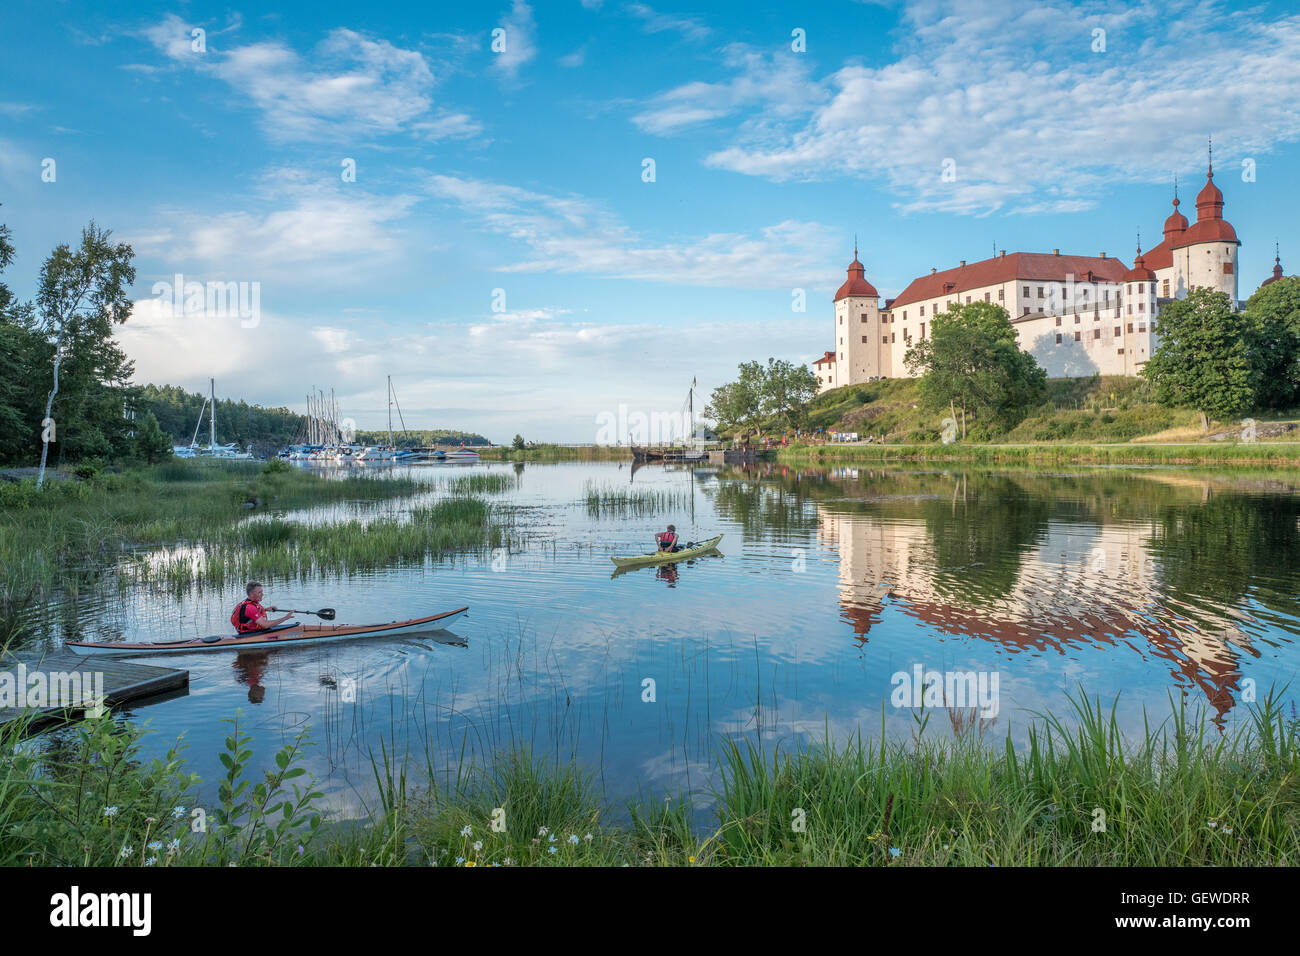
692, 376, 697, 389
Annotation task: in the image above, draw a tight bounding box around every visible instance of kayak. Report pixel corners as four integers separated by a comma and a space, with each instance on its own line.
65, 607, 469, 656
611, 534, 723, 569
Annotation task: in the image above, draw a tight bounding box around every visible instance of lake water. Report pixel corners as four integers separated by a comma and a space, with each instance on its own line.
23, 460, 1300, 821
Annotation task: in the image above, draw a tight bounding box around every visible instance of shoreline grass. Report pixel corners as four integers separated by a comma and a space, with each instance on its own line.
480, 444, 631, 462
779, 440, 1300, 468
6, 690, 1297, 866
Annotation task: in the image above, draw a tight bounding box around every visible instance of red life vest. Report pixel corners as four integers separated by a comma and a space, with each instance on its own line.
231, 600, 264, 633
656, 531, 678, 551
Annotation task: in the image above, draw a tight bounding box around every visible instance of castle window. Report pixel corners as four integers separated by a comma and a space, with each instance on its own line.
1074, 331, 1081, 341
902, 310, 907, 320
1104, 291, 1110, 303
1138, 301, 1145, 312
1094, 329, 1101, 339
861, 336, 868, 343
1117, 348, 1125, 355
1024, 307, 1031, 315
984, 292, 990, 302
920, 306, 925, 316
965, 296, 971, 304
1138, 323, 1146, 332
1037, 286, 1044, 297
1023, 286, 1029, 297
1114, 326, 1121, 337
1162, 279, 1170, 297
998, 289, 1004, 300
891, 333, 895, 343
1127, 323, 1134, 333
1055, 333, 1062, 344
882, 337, 888, 344
1149, 282, 1156, 293
920, 322, 926, 339
1127, 283, 1132, 295
1055, 316, 1061, 327
1223, 262, 1234, 275
861, 313, 868, 323
1127, 304, 1132, 315
1074, 316, 1080, 324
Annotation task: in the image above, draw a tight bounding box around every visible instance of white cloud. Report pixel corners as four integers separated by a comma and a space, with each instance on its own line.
637, 0, 1300, 214
427, 174, 839, 289
140, 15, 481, 143
625, 3, 710, 42
128, 170, 420, 279
492, 0, 538, 81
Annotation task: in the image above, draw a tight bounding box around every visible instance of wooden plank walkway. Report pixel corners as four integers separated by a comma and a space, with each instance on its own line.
0, 649, 189, 731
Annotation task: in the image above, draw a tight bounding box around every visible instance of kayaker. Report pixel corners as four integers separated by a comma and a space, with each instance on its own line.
231, 582, 295, 633
656, 525, 680, 553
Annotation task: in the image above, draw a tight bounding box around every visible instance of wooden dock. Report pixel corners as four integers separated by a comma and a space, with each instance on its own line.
0, 649, 189, 731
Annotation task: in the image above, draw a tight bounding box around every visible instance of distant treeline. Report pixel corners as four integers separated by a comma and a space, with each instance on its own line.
355, 429, 490, 447
136, 384, 304, 454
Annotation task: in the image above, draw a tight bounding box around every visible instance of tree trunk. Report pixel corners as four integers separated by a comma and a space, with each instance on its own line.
1199, 410, 1209, 433
960, 403, 967, 439
36, 344, 62, 490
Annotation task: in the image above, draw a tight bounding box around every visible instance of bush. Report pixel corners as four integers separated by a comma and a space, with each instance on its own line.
263, 458, 291, 475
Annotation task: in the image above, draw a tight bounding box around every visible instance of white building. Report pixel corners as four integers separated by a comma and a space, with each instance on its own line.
816, 160, 1251, 393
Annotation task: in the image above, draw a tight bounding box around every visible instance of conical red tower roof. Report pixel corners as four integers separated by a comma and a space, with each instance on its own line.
834, 248, 879, 301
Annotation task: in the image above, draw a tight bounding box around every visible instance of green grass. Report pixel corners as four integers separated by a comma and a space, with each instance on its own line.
0, 460, 429, 640
582, 480, 692, 518
7, 689, 1296, 866
480, 444, 631, 462
779, 440, 1300, 467
445, 472, 516, 495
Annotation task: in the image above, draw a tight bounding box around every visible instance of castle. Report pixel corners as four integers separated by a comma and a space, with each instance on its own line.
814, 156, 1280, 393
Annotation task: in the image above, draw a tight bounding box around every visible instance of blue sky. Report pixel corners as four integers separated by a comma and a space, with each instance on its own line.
1, 0, 1298, 442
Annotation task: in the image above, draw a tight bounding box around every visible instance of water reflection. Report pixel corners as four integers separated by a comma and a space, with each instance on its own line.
711, 463, 1300, 721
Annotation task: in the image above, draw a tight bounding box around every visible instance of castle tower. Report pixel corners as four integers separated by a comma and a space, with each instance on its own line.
1121, 239, 1158, 373
1173, 143, 1240, 302
1261, 243, 1285, 288
833, 244, 883, 384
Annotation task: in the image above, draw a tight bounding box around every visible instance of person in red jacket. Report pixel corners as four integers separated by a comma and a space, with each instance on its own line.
655, 525, 679, 553
230, 582, 295, 633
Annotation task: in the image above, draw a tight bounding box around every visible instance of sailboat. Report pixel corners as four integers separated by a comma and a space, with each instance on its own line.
185, 379, 255, 459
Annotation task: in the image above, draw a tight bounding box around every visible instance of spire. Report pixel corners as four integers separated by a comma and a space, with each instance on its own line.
1208, 135, 1213, 176
1263, 240, 1285, 286
1163, 175, 1188, 238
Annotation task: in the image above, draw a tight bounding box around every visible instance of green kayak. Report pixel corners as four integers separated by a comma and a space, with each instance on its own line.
611, 534, 723, 568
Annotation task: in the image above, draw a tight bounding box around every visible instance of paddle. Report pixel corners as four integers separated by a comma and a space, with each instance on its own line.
268, 606, 336, 620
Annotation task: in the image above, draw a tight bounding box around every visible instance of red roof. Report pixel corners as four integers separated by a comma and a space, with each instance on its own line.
1195, 167, 1224, 218
1178, 218, 1239, 245
813, 350, 836, 366
888, 252, 1128, 310
1171, 166, 1238, 248
1162, 197, 1188, 238
1122, 251, 1156, 282
834, 256, 879, 301
1262, 256, 1285, 287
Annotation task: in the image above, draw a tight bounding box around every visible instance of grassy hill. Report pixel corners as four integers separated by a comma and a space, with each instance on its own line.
805, 375, 1227, 444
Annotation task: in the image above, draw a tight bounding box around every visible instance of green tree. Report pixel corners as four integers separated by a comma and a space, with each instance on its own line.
134, 411, 173, 464
705, 362, 763, 435
35, 223, 136, 487
1243, 276, 1300, 410
1143, 288, 1252, 429
512, 434, 525, 450
904, 302, 1047, 437
761, 357, 818, 430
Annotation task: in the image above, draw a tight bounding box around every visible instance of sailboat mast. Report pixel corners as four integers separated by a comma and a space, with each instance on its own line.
210, 378, 216, 448
387, 375, 393, 447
